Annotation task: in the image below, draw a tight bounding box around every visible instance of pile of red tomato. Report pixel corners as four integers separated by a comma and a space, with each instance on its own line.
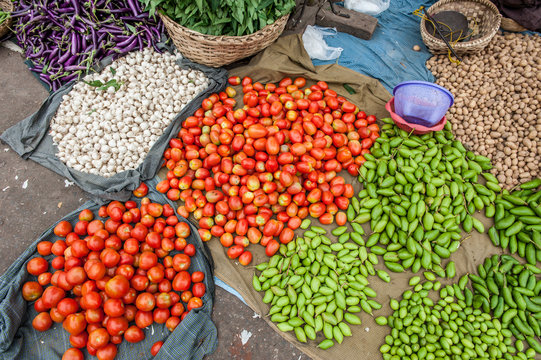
22, 197, 206, 360
157, 76, 380, 265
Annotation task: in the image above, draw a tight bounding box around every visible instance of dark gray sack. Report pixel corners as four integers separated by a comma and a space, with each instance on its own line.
0, 48, 227, 201
0, 177, 217, 359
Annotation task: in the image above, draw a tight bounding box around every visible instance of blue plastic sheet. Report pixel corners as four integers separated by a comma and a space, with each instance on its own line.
312, 0, 437, 92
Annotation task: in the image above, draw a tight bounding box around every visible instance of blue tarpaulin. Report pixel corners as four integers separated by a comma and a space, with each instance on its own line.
312, 0, 437, 92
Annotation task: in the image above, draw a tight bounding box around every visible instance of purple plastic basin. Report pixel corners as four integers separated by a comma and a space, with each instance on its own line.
393, 81, 454, 127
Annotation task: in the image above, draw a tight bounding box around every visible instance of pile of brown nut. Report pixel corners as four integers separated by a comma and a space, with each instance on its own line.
427, 32, 540, 189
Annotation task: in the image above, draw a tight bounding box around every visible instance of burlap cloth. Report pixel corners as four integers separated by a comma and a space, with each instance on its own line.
164, 35, 500, 360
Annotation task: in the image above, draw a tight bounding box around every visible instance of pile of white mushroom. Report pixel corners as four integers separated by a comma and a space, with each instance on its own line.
50, 47, 209, 177
427, 32, 540, 189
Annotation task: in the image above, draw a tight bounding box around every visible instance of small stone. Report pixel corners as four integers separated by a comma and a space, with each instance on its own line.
413, 45, 421, 51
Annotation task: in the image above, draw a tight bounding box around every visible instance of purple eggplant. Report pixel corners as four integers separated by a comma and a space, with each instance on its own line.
13, 0, 164, 92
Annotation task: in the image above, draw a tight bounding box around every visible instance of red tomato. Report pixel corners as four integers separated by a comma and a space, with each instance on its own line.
51, 240, 67, 257
100, 248, 120, 268
153, 308, 170, 324
131, 275, 150, 292
88, 328, 110, 349
138, 251, 158, 270
32, 312, 53, 331
124, 326, 145, 343
87, 261, 106, 281
320, 213, 334, 225
27, 257, 48, 276
37, 241, 53, 256
105, 317, 129, 337
156, 292, 173, 309
336, 211, 347, 226
103, 299, 125, 317
124, 304, 137, 322
69, 332, 89, 349
54, 221, 73, 237
187, 297, 203, 311
175, 222, 191, 238
116, 264, 135, 280
167, 255, 188, 274
151, 341, 164, 356
172, 271, 192, 292
85, 308, 104, 324
135, 292, 156, 312
147, 266, 165, 283
192, 282, 207, 298
171, 302, 185, 317
191, 271, 205, 283
135, 310, 153, 328
181, 290, 193, 303
22, 281, 43, 301
62, 348, 84, 360
265, 240, 280, 257
184, 244, 196, 257
34, 298, 47, 313
38, 273, 52, 286
41, 286, 66, 309
66, 266, 87, 286
166, 316, 181, 332
105, 275, 130, 299
57, 298, 79, 317
227, 245, 244, 259
63, 313, 87, 335
50, 307, 66, 323
96, 343, 117, 360
279, 228, 295, 244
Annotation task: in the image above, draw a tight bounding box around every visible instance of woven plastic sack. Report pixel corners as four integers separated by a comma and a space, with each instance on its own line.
0, 45, 227, 201
0, 178, 217, 360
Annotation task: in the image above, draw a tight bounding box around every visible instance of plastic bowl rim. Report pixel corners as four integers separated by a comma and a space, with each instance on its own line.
392, 80, 454, 106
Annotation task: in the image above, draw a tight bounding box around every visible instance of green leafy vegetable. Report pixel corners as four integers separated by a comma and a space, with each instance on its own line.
83, 79, 122, 92
0, 10, 9, 25
139, 0, 295, 36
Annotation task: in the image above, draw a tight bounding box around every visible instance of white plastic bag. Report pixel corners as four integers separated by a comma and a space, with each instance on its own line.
344, 0, 390, 16
302, 25, 343, 61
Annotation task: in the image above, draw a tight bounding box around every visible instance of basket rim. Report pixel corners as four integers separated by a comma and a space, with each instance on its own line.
159, 11, 290, 42
420, 0, 501, 48
0, 0, 14, 12
0, 0, 13, 38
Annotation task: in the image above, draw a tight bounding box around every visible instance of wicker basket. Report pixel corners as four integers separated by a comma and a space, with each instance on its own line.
420, 0, 501, 55
500, 17, 527, 32
159, 13, 289, 67
0, 0, 13, 38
